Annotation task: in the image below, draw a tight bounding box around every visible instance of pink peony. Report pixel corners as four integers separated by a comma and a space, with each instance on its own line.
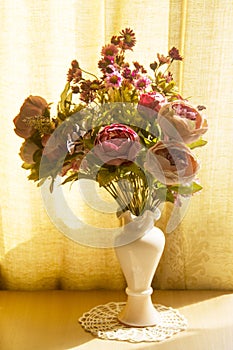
13, 95, 49, 139
145, 141, 199, 185
158, 100, 208, 144
94, 123, 141, 166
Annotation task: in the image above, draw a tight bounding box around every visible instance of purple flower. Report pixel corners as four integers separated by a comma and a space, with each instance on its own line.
94, 124, 141, 166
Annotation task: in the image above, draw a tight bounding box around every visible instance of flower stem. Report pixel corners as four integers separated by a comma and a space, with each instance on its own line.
80, 68, 99, 80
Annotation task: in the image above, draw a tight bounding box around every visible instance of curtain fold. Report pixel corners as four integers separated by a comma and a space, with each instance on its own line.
0, 0, 232, 290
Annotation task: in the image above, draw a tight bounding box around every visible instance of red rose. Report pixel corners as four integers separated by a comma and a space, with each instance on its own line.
94, 123, 141, 166
138, 91, 167, 120
13, 95, 48, 139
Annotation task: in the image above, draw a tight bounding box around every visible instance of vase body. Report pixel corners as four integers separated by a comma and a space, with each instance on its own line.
115, 211, 165, 327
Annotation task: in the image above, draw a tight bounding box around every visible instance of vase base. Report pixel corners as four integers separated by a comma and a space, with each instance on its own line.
117, 298, 161, 327
116, 288, 161, 327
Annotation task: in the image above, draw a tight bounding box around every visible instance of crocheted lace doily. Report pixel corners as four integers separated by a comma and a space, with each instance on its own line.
79, 302, 187, 343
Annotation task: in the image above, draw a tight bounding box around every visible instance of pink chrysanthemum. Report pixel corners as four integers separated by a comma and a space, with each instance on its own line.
134, 77, 151, 90
105, 71, 122, 88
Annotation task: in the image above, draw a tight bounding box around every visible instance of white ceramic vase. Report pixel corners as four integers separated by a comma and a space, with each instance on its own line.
115, 210, 165, 327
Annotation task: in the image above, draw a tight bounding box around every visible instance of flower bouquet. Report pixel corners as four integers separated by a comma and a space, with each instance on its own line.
13, 28, 208, 331
14, 28, 208, 221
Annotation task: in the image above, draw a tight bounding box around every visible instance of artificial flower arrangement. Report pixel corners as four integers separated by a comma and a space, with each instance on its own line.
13, 28, 208, 218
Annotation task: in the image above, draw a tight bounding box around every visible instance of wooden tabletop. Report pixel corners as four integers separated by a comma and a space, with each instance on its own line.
0, 290, 232, 350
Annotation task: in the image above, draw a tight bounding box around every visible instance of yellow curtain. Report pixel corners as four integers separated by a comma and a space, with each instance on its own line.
0, 0, 232, 290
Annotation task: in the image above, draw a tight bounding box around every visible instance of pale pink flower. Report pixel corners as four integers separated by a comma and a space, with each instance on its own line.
158, 100, 208, 144
145, 140, 199, 185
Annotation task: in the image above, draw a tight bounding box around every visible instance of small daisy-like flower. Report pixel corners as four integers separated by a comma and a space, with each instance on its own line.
169, 47, 183, 61
101, 44, 118, 57
119, 28, 136, 49
98, 56, 114, 72
134, 77, 152, 90
80, 80, 101, 103
111, 35, 121, 46
105, 71, 122, 88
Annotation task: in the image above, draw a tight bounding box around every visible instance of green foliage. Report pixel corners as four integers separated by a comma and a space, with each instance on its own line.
169, 181, 203, 195
188, 138, 208, 149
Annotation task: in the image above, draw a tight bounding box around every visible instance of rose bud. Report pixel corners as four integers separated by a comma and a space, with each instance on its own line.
13, 95, 48, 139
138, 91, 167, 120
145, 140, 199, 185
158, 100, 208, 144
94, 123, 141, 166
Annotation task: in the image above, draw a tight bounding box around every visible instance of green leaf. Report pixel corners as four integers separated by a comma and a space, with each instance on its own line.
156, 187, 175, 203
170, 181, 203, 195
163, 81, 175, 93
28, 169, 39, 181
58, 82, 71, 113
22, 162, 33, 170
190, 182, 203, 193
37, 178, 47, 187
61, 172, 79, 185
49, 177, 55, 193
188, 138, 208, 149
